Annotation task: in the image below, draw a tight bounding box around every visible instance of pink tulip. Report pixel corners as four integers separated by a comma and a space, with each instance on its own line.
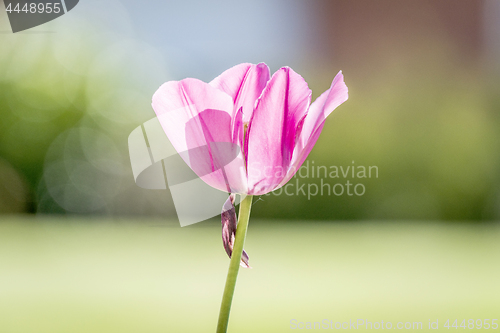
152, 62, 348, 196
152, 63, 348, 268
152, 63, 348, 332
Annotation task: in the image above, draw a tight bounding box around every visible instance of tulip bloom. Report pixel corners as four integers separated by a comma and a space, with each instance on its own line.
153, 63, 347, 197
152, 63, 348, 332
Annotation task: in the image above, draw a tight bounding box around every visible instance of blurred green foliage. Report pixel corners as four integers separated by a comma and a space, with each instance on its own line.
0, 37, 87, 212
254, 65, 500, 221
0, 14, 499, 220
0, 18, 171, 216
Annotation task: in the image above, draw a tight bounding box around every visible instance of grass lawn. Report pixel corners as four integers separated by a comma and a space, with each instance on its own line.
0, 217, 499, 332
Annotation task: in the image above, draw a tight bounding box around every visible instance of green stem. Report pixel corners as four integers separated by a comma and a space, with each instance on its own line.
216, 195, 253, 333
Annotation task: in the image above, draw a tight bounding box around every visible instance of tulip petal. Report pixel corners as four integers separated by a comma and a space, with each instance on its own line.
231, 107, 244, 153
184, 109, 246, 193
280, 71, 348, 186
221, 194, 251, 268
297, 71, 348, 154
152, 79, 247, 193
210, 63, 270, 123
246, 67, 312, 194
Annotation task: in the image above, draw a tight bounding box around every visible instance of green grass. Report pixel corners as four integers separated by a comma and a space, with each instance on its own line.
0, 217, 499, 332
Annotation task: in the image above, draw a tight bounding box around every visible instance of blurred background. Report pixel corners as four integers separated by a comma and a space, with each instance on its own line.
1, 0, 500, 220
1, 1, 500, 332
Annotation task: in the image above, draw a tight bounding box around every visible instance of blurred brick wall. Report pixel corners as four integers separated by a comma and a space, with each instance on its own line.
309, 0, 484, 74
